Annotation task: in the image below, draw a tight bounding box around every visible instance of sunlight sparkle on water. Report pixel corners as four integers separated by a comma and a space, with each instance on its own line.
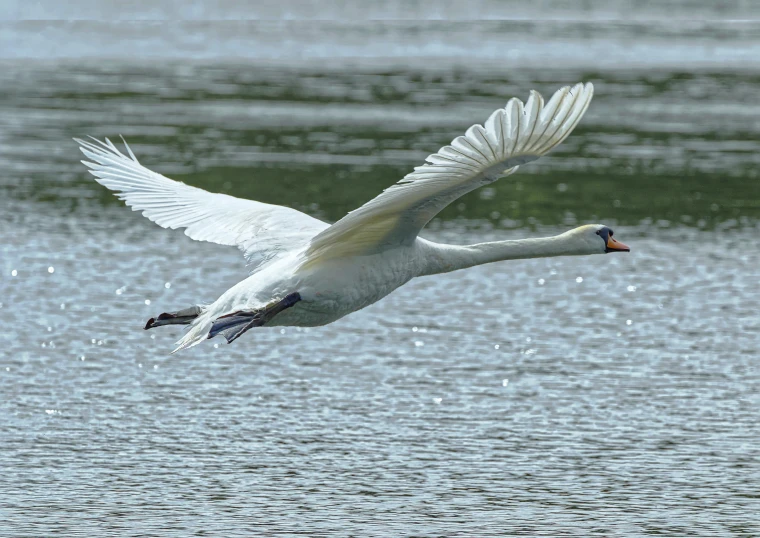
11, 269, 17, 276
538, 278, 545, 285
576, 276, 583, 283
626, 320, 632, 325
164, 282, 171, 289
502, 379, 509, 387
627, 285, 637, 292
48, 266, 54, 273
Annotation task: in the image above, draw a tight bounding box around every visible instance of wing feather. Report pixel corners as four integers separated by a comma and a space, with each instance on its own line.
306, 82, 594, 262
76, 137, 328, 272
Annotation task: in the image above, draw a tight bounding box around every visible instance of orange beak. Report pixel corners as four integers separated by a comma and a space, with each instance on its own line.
606, 235, 630, 253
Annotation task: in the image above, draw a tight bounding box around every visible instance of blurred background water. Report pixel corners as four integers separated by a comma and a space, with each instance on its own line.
1, 4, 760, 536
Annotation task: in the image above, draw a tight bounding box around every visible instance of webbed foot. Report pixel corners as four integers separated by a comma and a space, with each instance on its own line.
145, 305, 203, 330
208, 292, 301, 344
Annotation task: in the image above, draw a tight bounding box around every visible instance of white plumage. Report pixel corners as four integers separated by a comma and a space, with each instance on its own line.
77, 136, 328, 271
76, 82, 629, 352
308, 83, 593, 261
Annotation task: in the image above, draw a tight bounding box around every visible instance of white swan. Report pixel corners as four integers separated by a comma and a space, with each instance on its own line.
76, 82, 629, 352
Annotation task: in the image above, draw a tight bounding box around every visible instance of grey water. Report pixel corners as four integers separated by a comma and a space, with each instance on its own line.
2, 9, 760, 537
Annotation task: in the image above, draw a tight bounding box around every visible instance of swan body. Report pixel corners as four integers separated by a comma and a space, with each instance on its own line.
76, 82, 630, 352
206, 242, 423, 329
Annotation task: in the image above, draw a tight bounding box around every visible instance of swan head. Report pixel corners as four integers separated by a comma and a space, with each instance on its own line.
563, 224, 630, 254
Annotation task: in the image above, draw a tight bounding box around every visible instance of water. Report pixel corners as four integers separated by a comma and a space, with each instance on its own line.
2, 11, 760, 536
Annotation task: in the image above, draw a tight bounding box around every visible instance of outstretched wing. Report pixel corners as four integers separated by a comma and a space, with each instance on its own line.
306, 82, 593, 262
76, 137, 328, 271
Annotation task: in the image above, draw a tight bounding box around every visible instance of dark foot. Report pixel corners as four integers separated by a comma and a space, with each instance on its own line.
145, 305, 203, 330
208, 292, 301, 344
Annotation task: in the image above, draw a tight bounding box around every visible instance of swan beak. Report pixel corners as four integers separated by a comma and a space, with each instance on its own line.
606, 236, 630, 253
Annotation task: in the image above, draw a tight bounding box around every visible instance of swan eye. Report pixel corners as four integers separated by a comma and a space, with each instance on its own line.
596, 230, 601, 235
609, 229, 614, 237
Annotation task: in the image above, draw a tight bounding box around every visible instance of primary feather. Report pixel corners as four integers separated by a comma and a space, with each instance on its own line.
76, 136, 328, 272
306, 82, 593, 262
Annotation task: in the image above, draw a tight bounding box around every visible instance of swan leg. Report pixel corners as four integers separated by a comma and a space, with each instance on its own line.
144, 305, 203, 330
208, 292, 301, 344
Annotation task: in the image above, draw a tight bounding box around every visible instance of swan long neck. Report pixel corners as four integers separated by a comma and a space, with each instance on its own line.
418, 233, 585, 276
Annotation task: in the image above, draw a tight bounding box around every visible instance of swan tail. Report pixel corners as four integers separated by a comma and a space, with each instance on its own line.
172, 316, 213, 354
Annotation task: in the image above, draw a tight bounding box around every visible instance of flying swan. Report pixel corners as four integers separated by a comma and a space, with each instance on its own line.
76, 82, 629, 352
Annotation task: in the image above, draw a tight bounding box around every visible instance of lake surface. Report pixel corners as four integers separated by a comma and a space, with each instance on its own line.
1, 12, 760, 536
